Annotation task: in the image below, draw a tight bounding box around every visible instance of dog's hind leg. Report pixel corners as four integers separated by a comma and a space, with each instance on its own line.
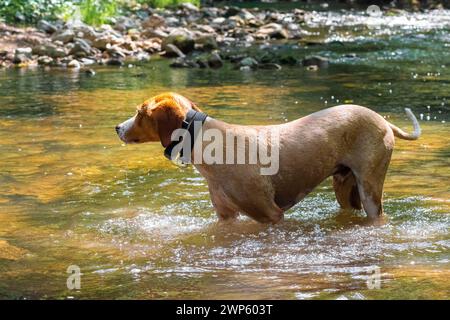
333, 166, 362, 210
354, 151, 392, 219
244, 203, 284, 224
356, 179, 384, 219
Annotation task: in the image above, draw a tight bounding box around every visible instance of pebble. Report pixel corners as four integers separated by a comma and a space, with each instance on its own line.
67, 60, 81, 68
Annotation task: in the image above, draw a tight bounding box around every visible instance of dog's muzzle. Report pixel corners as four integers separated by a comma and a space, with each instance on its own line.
116, 115, 136, 142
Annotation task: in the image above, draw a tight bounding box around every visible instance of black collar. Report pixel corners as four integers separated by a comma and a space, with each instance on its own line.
164, 109, 208, 162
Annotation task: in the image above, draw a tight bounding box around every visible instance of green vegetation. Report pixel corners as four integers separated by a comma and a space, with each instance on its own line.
79, 0, 118, 26
0, 0, 67, 24
0, 0, 200, 25
140, 0, 200, 8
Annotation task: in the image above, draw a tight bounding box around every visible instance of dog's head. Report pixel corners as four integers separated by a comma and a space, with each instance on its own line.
115, 92, 201, 147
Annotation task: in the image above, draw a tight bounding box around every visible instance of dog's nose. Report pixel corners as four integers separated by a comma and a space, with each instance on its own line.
115, 125, 120, 134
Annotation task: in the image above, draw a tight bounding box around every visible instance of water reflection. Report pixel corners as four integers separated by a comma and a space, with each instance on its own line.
0, 8, 449, 299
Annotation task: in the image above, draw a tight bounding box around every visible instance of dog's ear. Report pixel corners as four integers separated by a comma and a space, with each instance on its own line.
137, 103, 148, 115
151, 100, 184, 147
173, 93, 202, 112
189, 99, 202, 112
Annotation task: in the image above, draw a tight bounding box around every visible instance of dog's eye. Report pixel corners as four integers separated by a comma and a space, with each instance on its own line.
135, 112, 143, 122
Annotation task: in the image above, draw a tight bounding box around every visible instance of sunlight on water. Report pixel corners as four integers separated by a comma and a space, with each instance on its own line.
0, 9, 449, 299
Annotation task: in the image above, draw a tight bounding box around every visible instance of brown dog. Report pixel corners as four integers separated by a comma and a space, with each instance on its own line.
116, 92, 421, 223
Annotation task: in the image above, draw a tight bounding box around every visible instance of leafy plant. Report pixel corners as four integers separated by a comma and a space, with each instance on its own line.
79, 0, 118, 26
0, 0, 67, 24
0, 0, 200, 25
139, 0, 200, 8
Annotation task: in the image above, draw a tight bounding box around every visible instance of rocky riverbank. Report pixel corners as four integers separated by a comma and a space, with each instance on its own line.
0, 4, 333, 72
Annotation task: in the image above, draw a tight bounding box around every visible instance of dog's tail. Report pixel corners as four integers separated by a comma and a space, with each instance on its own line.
388, 108, 421, 140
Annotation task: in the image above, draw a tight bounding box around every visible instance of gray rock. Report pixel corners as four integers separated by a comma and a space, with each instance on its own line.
135, 10, 149, 20
107, 45, 127, 59
225, 6, 241, 18
239, 9, 256, 21
52, 29, 75, 43
69, 39, 92, 57
196, 24, 216, 34
37, 20, 57, 34
73, 25, 98, 41
302, 55, 329, 68
65, 42, 75, 51
53, 40, 65, 47
60, 56, 73, 64
239, 57, 258, 68
85, 68, 96, 76
106, 17, 117, 25
33, 44, 67, 58
162, 28, 195, 54
201, 7, 219, 18
163, 44, 185, 58
244, 35, 255, 43
14, 12, 25, 23
255, 23, 289, 39
179, 3, 199, 12
114, 16, 138, 32
50, 60, 65, 68
142, 14, 165, 29
208, 52, 223, 69
305, 65, 319, 71
196, 58, 209, 68
97, 24, 121, 37
120, 40, 137, 51
170, 57, 198, 68
228, 53, 247, 63
294, 9, 306, 19
37, 56, 53, 65
247, 18, 263, 28
13, 54, 29, 64
67, 59, 81, 68
228, 15, 245, 27
287, 24, 303, 39
92, 34, 123, 50
170, 57, 190, 68
13, 47, 32, 64
106, 58, 124, 66
165, 17, 180, 27
133, 52, 151, 62
195, 34, 218, 51
267, 12, 283, 23
52, 47, 68, 58
212, 17, 226, 24
14, 47, 32, 57
141, 39, 161, 53
80, 58, 96, 65
128, 30, 140, 41
142, 28, 168, 39
6, 52, 15, 60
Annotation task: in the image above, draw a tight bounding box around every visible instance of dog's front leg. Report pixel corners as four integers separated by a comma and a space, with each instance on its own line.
214, 204, 239, 222
208, 184, 239, 221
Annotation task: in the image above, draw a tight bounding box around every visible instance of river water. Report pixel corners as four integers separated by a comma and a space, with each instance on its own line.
0, 7, 449, 299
